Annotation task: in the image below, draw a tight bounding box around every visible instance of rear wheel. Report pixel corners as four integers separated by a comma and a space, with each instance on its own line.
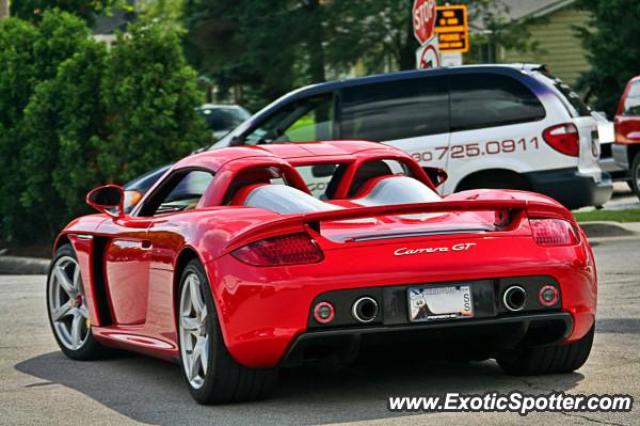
178, 260, 276, 404
630, 154, 640, 200
47, 244, 103, 360
496, 324, 594, 375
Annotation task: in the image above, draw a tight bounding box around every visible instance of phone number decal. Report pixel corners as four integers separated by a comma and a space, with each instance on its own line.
411, 137, 540, 163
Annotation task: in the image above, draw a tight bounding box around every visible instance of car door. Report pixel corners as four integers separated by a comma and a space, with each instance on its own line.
96, 216, 153, 326
140, 169, 215, 271
338, 76, 451, 177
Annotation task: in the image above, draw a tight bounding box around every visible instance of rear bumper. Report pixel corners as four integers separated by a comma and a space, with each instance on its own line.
281, 312, 573, 366
208, 235, 597, 368
525, 167, 613, 209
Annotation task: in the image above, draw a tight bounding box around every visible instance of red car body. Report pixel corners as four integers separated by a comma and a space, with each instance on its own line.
614, 75, 640, 198
52, 141, 596, 371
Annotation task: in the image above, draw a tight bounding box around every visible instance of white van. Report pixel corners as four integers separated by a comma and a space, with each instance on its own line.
134, 65, 613, 209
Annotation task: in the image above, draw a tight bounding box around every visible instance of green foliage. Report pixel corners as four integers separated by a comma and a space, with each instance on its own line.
10, 0, 126, 23
98, 22, 207, 182
0, 11, 90, 241
0, 10, 207, 244
185, 0, 539, 111
576, 0, 640, 115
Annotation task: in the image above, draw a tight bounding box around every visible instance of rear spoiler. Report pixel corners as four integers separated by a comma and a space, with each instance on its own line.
225, 199, 574, 252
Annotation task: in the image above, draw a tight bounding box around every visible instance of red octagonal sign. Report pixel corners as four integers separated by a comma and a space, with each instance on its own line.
413, 0, 437, 45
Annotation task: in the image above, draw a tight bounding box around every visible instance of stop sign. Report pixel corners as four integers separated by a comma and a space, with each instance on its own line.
413, 0, 437, 45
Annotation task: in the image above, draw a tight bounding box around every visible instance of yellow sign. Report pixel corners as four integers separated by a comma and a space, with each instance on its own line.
435, 5, 469, 53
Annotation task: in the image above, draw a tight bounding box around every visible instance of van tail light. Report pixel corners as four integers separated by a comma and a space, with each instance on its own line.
530, 219, 579, 246
232, 233, 324, 266
542, 123, 579, 157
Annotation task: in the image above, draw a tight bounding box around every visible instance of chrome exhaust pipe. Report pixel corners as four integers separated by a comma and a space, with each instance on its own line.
352, 297, 379, 323
503, 286, 527, 312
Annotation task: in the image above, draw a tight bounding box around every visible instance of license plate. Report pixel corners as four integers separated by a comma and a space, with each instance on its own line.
408, 285, 474, 322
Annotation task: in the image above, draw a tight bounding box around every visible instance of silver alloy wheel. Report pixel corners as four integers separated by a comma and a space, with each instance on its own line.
48, 256, 90, 350
179, 273, 210, 390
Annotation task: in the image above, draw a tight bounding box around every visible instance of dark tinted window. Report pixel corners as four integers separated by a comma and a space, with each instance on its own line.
450, 73, 546, 131
340, 76, 449, 141
624, 81, 640, 116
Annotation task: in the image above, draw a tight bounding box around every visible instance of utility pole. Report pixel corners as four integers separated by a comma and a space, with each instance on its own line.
0, 0, 9, 20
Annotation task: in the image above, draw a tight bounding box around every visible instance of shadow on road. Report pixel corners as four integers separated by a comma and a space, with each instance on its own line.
15, 351, 585, 425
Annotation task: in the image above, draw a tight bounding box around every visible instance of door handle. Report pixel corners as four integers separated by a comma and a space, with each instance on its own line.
141, 240, 152, 249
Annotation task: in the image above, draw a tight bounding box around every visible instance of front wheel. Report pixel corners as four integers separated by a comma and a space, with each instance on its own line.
177, 260, 276, 404
496, 324, 594, 375
47, 244, 103, 360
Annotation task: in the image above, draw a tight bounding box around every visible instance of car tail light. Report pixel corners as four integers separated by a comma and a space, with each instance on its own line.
530, 219, 579, 246
539, 285, 559, 306
542, 123, 579, 157
313, 302, 335, 324
232, 233, 323, 266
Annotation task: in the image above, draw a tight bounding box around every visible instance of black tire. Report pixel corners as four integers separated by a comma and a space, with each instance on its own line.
47, 244, 104, 360
496, 324, 594, 375
630, 154, 640, 201
456, 171, 530, 192
178, 260, 276, 404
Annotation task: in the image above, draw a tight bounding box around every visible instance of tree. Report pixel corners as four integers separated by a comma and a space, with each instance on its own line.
0, 11, 90, 241
97, 21, 207, 183
10, 0, 124, 23
0, 10, 208, 244
184, 0, 539, 111
20, 41, 109, 228
576, 0, 640, 115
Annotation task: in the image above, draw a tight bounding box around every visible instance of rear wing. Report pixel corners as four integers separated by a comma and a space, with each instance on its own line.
225, 199, 574, 252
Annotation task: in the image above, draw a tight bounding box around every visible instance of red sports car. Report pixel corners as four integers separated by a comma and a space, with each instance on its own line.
47, 141, 597, 404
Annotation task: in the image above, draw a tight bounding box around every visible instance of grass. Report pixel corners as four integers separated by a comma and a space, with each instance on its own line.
572, 209, 640, 223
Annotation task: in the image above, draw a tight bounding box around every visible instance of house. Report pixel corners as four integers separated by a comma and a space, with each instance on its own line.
471, 0, 592, 86
92, 6, 136, 47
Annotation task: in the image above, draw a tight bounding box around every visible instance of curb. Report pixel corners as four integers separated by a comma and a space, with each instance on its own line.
579, 221, 639, 239
0, 256, 50, 275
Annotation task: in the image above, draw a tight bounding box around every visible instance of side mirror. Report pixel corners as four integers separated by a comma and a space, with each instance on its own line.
86, 185, 125, 218
311, 164, 337, 178
423, 167, 448, 187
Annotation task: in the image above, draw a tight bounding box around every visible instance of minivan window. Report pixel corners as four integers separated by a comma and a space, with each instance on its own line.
552, 79, 591, 117
243, 94, 334, 145
340, 76, 449, 141
624, 81, 640, 116
450, 73, 546, 131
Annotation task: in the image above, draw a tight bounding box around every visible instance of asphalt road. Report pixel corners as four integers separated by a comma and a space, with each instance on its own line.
1, 238, 639, 425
